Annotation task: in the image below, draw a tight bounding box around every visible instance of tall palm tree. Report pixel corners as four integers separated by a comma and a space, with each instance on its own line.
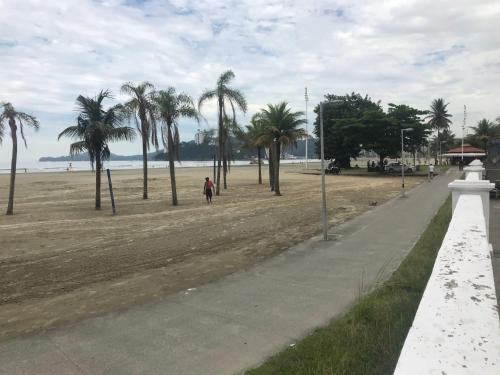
221, 115, 243, 182
58, 91, 135, 209
470, 119, 500, 156
0, 103, 39, 215
153, 87, 199, 206
198, 70, 247, 195
259, 102, 306, 196
426, 98, 452, 164
243, 113, 268, 184
121, 82, 157, 199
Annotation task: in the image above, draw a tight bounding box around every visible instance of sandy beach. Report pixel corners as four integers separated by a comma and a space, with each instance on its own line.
0, 164, 425, 340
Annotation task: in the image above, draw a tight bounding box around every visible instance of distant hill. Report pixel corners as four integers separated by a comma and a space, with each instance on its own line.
39, 139, 318, 162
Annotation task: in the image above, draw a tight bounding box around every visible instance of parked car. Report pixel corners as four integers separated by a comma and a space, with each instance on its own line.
384, 162, 413, 173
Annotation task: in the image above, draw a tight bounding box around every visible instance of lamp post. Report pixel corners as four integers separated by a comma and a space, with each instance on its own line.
462, 105, 466, 162
305, 87, 309, 169
401, 128, 413, 197
319, 99, 342, 241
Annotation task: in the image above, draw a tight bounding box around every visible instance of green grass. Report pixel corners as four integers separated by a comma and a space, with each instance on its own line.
246, 196, 452, 375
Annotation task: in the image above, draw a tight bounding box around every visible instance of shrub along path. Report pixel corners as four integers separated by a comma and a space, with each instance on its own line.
0, 169, 460, 375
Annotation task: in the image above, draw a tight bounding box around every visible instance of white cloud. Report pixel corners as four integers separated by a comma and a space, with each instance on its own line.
0, 0, 499, 163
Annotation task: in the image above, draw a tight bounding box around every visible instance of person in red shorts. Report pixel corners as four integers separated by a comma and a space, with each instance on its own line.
203, 177, 214, 203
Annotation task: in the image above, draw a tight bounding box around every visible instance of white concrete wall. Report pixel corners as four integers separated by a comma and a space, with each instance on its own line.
394, 161, 500, 375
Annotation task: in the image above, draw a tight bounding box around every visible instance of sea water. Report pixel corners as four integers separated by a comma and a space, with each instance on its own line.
0, 159, 317, 174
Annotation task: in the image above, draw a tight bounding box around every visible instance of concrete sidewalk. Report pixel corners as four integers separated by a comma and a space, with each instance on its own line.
489, 198, 500, 303
0, 170, 460, 375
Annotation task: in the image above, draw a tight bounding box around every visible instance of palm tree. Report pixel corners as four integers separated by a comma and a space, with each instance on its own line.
58, 91, 135, 209
121, 82, 157, 200
259, 102, 306, 196
221, 115, 243, 181
153, 88, 199, 206
426, 98, 452, 164
470, 119, 500, 156
198, 70, 247, 195
243, 113, 268, 184
0, 103, 39, 215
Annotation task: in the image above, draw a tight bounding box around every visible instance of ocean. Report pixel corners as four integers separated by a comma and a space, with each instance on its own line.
0, 159, 317, 174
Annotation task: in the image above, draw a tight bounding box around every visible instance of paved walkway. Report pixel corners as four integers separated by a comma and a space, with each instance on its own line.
0, 170, 460, 375
490, 198, 500, 304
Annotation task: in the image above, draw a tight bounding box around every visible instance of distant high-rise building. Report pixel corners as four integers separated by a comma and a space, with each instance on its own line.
194, 129, 204, 145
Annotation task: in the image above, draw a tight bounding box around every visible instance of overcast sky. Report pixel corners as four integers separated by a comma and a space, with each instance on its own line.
1, 0, 499, 163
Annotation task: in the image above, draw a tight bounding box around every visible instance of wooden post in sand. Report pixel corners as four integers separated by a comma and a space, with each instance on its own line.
106, 169, 116, 215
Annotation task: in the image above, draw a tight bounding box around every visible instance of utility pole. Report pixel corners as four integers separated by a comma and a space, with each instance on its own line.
462, 105, 466, 162
304, 87, 309, 169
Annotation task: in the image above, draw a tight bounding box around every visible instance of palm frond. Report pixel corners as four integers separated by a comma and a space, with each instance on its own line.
198, 89, 217, 111
69, 141, 87, 156
217, 70, 235, 87
58, 125, 80, 140
225, 88, 247, 113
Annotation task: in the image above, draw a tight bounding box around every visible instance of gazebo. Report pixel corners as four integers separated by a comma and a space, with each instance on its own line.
441, 144, 486, 165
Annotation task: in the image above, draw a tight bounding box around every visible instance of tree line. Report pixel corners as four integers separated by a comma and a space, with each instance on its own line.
3, 81, 500, 215
313, 93, 500, 168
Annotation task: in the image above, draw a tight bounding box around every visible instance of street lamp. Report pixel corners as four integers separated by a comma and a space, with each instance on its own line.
401, 128, 413, 198
462, 105, 467, 162
305, 87, 309, 169
319, 99, 342, 241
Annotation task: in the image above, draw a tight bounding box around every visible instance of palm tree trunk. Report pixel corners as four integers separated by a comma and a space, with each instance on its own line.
167, 124, 178, 206
268, 147, 274, 191
274, 141, 281, 196
142, 134, 148, 199
216, 99, 223, 196
222, 141, 228, 189
6, 119, 17, 215
435, 129, 440, 165
257, 147, 262, 184
95, 157, 102, 210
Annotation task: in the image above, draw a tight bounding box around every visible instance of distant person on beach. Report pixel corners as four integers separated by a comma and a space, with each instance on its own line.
429, 164, 434, 180
67, 162, 73, 172
203, 177, 214, 203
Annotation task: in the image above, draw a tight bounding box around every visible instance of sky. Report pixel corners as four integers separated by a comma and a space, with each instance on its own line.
1, 0, 500, 163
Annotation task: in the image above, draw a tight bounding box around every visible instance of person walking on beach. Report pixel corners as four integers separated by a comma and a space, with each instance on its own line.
429, 163, 434, 180
203, 177, 214, 203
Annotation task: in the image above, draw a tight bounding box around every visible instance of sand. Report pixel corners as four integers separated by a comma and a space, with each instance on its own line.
0, 163, 424, 340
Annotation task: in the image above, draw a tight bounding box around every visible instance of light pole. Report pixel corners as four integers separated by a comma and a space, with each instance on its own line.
401, 128, 413, 197
462, 105, 467, 162
305, 87, 309, 169
319, 99, 342, 241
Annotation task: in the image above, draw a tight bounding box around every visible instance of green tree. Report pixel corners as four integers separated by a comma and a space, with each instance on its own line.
314, 93, 379, 168
430, 128, 457, 160
387, 103, 430, 165
58, 91, 135, 209
361, 108, 401, 167
259, 102, 306, 195
469, 119, 500, 155
198, 70, 247, 195
241, 113, 268, 184
0, 103, 39, 215
426, 98, 452, 163
154, 88, 199, 206
121, 81, 157, 200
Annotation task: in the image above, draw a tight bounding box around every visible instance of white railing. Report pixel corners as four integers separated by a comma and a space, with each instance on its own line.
394, 160, 500, 375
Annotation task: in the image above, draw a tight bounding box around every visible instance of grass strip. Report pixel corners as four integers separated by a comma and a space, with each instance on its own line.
247, 196, 452, 375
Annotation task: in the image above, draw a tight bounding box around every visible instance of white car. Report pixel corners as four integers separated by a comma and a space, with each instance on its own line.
384, 162, 413, 173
